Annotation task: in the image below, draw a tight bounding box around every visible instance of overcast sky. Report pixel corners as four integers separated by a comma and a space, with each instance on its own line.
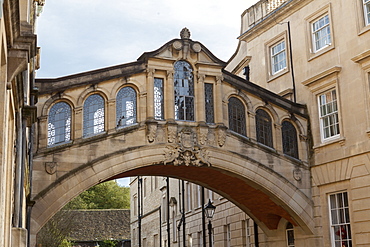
36, 0, 258, 78
36, 0, 258, 186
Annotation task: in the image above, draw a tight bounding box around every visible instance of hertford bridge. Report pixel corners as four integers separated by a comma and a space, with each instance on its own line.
31, 29, 313, 245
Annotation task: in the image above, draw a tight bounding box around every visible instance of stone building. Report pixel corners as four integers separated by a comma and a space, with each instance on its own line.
131, 0, 370, 247
0, 1, 43, 247
28, 0, 370, 247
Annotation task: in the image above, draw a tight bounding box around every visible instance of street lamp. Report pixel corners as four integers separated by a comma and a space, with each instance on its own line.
204, 199, 216, 247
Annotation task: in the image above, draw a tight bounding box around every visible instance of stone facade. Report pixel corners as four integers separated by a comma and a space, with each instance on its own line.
32, 27, 311, 247
226, 0, 370, 246
26, 0, 370, 247
0, 1, 42, 247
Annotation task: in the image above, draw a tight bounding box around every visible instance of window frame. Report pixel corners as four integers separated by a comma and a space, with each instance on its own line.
154, 77, 165, 120
328, 191, 352, 247
305, 4, 335, 60
174, 60, 195, 121
204, 83, 215, 124
265, 32, 289, 81
47, 101, 72, 147
116, 86, 137, 128
311, 14, 332, 53
286, 222, 295, 247
271, 40, 287, 75
255, 109, 273, 148
364, 0, 370, 26
83, 94, 105, 137
318, 89, 340, 142
281, 120, 299, 159
228, 97, 247, 136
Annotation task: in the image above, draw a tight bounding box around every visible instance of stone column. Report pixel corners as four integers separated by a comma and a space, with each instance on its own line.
215, 75, 223, 123
196, 73, 206, 122
146, 68, 155, 119
107, 99, 116, 132
37, 116, 48, 149
274, 123, 282, 152
74, 106, 83, 139
248, 111, 256, 139
166, 70, 175, 120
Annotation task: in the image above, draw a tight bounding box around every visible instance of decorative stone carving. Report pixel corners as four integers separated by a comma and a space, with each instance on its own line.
216, 125, 227, 147
192, 43, 201, 53
173, 40, 183, 50
180, 27, 191, 39
293, 168, 302, 181
163, 145, 210, 167
45, 162, 57, 175
146, 120, 157, 143
163, 126, 210, 166
167, 122, 177, 143
198, 124, 208, 145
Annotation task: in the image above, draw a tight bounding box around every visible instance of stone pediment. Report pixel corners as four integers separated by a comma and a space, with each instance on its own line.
137, 28, 227, 67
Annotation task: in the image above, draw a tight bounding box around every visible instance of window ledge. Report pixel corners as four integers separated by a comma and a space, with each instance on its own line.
308, 45, 335, 62
267, 68, 289, 83
313, 136, 346, 149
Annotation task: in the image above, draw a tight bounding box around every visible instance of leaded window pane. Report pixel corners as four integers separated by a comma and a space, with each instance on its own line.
48, 102, 71, 146
318, 89, 340, 140
83, 94, 105, 137
256, 109, 273, 147
271, 40, 287, 74
312, 14, 331, 52
281, 121, 299, 159
174, 61, 194, 121
154, 78, 164, 120
329, 192, 352, 247
116, 87, 137, 127
205, 83, 214, 123
228, 97, 246, 136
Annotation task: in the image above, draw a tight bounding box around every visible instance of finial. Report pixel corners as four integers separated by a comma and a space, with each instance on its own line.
180, 27, 191, 39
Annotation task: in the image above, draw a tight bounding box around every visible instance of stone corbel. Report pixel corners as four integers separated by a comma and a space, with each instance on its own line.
216, 124, 227, 147
146, 119, 158, 143
22, 105, 37, 127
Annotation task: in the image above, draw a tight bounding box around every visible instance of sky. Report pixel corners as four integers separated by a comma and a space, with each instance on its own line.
35, 0, 258, 186
36, 0, 258, 78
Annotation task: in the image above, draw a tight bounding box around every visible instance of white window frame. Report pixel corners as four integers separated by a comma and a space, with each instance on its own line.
328, 192, 352, 247
271, 40, 287, 75
312, 14, 332, 52
318, 89, 340, 141
364, 0, 370, 26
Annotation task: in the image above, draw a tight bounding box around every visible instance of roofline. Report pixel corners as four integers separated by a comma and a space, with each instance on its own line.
222, 69, 308, 118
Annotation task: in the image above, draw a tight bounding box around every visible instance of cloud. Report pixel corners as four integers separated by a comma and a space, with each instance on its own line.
36, 0, 255, 77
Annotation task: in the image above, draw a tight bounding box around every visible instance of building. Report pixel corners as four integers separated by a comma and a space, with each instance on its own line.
27, 0, 370, 247
131, 0, 370, 247
0, 1, 43, 247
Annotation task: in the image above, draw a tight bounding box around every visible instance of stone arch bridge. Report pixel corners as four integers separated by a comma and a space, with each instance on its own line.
31, 31, 313, 244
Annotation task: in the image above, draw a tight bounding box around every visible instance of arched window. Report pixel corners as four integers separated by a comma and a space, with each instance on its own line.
83, 94, 105, 137
281, 121, 299, 159
48, 102, 71, 146
255, 109, 273, 147
116, 87, 137, 127
174, 61, 194, 121
228, 97, 246, 136
286, 222, 295, 247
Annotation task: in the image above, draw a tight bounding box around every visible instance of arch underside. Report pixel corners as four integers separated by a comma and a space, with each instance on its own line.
31, 145, 314, 237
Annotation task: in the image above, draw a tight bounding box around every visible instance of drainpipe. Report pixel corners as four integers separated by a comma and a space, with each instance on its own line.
138, 176, 142, 247
201, 187, 206, 247
287, 21, 296, 103
166, 177, 170, 247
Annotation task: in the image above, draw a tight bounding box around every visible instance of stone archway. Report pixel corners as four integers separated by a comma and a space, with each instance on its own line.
30, 139, 314, 245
